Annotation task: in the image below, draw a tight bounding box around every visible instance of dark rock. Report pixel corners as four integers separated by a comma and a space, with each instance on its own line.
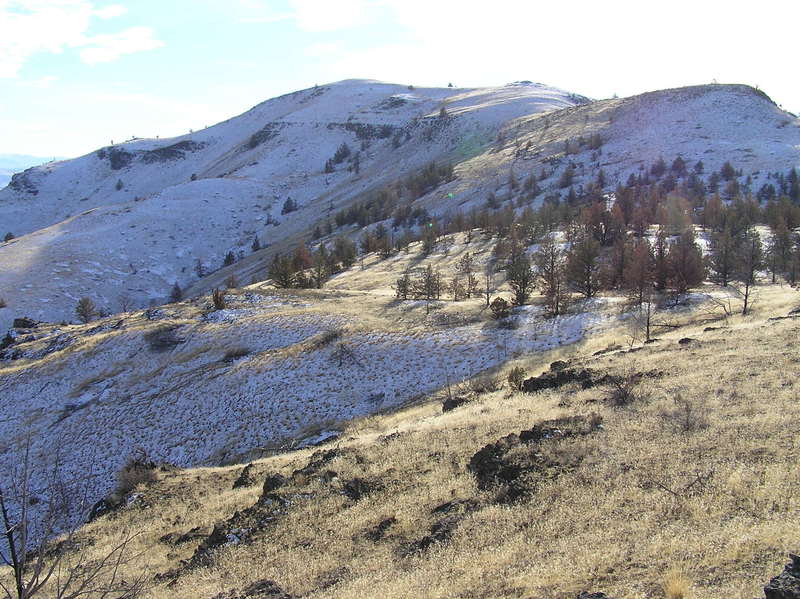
442, 395, 470, 412
430, 499, 480, 515
577, 594, 616, 599
13, 317, 38, 329
403, 515, 461, 555
764, 554, 800, 599
703, 326, 719, 332
550, 360, 568, 371
365, 517, 397, 542
342, 478, 378, 501
233, 464, 257, 489
678, 337, 697, 345
160, 526, 210, 546
467, 415, 600, 503
292, 449, 341, 478
108, 147, 134, 170
87, 497, 121, 522
521, 368, 611, 394
1, 332, 14, 350
263, 473, 288, 494
315, 566, 349, 591
240, 579, 293, 598
141, 140, 205, 163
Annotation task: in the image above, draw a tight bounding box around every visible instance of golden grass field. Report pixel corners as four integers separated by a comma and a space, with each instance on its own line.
9, 282, 794, 599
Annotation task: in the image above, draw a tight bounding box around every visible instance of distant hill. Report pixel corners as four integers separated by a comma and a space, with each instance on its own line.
0, 153, 62, 188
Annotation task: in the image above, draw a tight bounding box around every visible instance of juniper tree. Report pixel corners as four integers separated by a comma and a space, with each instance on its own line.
734, 227, 763, 315
169, 282, 183, 303
566, 235, 602, 298
666, 228, 705, 298
506, 251, 534, 306
533, 235, 569, 316
75, 297, 96, 323
624, 238, 655, 307
708, 227, 736, 286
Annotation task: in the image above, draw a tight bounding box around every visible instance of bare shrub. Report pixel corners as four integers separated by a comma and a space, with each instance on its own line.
463, 374, 502, 395
331, 342, 361, 367
144, 326, 184, 352
605, 365, 648, 407
116, 452, 157, 496
0, 436, 147, 599
311, 329, 342, 350
661, 394, 709, 433
507, 366, 526, 391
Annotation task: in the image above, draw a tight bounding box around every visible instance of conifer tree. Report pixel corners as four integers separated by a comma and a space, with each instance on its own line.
666, 228, 705, 297
708, 228, 736, 286
566, 235, 602, 298
734, 227, 763, 315
533, 235, 569, 315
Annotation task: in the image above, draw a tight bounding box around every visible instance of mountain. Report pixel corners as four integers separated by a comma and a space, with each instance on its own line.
1, 82, 798, 333
0, 79, 586, 332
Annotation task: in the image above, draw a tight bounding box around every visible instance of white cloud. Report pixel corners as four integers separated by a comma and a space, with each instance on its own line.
288, 0, 373, 32
229, 0, 377, 30
93, 3, 126, 19
79, 27, 164, 65
0, 0, 161, 77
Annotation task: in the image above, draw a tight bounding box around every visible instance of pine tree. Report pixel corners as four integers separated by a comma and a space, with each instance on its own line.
251, 236, 261, 252
223, 251, 236, 266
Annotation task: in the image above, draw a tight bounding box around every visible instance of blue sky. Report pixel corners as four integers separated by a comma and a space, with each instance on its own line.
2, 0, 799, 158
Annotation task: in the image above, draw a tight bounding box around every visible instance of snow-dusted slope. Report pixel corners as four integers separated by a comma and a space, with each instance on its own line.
0, 79, 583, 331
0, 254, 620, 521
393, 84, 800, 221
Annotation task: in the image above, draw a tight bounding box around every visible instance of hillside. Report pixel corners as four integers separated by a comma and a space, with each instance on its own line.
2, 82, 799, 332
4, 282, 798, 598
0, 79, 585, 332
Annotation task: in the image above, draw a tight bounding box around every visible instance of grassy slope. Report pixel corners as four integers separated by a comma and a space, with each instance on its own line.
42, 286, 800, 599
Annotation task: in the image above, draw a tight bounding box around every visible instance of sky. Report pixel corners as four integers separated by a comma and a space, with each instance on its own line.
2, 0, 799, 159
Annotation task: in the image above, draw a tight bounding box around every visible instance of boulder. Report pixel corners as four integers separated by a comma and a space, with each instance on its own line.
12, 317, 38, 329
765, 554, 800, 599
232, 464, 257, 489
442, 395, 470, 412
262, 473, 288, 494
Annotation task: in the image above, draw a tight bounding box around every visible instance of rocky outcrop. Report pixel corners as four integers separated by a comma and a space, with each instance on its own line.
468, 415, 601, 503
765, 554, 800, 599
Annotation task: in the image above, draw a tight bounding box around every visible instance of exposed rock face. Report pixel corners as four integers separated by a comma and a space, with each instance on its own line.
467, 415, 601, 503
209, 579, 293, 599
442, 394, 470, 412
764, 554, 800, 599
521, 368, 612, 393
232, 463, 257, 489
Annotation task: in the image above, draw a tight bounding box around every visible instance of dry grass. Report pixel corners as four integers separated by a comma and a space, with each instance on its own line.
6, 288, 797, 599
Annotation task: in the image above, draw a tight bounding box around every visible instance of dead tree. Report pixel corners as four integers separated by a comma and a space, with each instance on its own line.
0, 437, 146, 599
